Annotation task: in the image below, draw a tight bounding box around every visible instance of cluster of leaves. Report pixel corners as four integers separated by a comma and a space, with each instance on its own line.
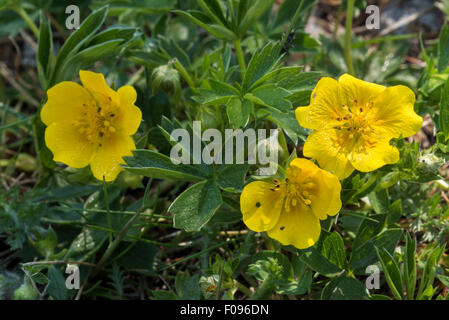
0, 0, 448, 301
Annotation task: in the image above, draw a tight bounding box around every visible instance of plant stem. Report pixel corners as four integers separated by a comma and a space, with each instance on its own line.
16, 7, 40, 38
344, 0, 356, 75
103, 179, 113, 245
91, 209, 143, 277
333, 3, 343, 40
234, 39, 246, 74
279, 0, 305, 53
234, 280, 253, 297
172, 58, 197, 94
250, 279, 274, 300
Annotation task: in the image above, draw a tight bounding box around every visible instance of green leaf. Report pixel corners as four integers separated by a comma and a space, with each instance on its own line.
175, 272, 201, 300
252, 251, 293, 280
350, 225, 402, 274
439, 76, 449, 140
265, 108, 309, 143
173, 10, 235, 42
437, 275, 449, 288
416, 246, 444, 299
193, 88, 237, 106
368, 189, 390, 214
37, 11, 52, 90
250, 68, 319, 91
375, 247, 403, 300
246, 84, 292, 112
197, 0, 228, 27
57, 39, 124, 83
321, 276, 367, 300
215, 164, 249, 192
286, 89, 313, 106
387, 199, 402, 226
50, 5, 108, 85
403, 232, 417, 299
238, 0, 275, 37
47, 266, 70, 300
171, 180, 223, 232
243, 42, 282, 92
123, 150, 209, 182
34, 185, 100, 201
322, 232, 346, 269
115, 242, 159, 272
226, 96, 247, 128
438, 23, 449, 73
299, 247, 342, 277
88, 25, 138, 47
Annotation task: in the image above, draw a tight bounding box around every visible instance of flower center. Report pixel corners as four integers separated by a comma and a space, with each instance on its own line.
275, 167, 315, 212
71, 92, 118, 146
333, 100, 381, 152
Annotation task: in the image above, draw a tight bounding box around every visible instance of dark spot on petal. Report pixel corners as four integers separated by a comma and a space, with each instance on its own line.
312, 92, 317, 99
360, 107, 363, 112
108, 96, 112, 101
280, 226, 285, 231
97, 107, 102, 113
99, 143, 102, 147
99, 131, 104, 138
110, 113, 115, 117
256, 202, 261, 208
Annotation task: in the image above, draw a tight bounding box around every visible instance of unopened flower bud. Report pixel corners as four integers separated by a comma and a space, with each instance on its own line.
151, 64, 180, 95
416, 154, 443, 176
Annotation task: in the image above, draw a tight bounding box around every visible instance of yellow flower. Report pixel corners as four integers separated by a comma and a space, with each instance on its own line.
295, 74, 423, 180
41, 70, 142, 181
240, 158, 341, 249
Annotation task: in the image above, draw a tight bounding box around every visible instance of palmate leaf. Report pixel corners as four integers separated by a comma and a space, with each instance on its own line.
243, 42, 282, 92
247, 84, 292, 112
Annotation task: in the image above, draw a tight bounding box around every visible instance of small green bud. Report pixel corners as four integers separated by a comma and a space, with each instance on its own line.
13, 279, 39, 300
416, 154, 443, 176
15, 153, 38, 172
151, 64, 181, 95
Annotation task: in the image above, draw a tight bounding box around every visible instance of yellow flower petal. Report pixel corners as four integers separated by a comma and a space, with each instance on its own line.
295, 77, 345, 130
267, 205, 321, 249
338, 73, 385, 110
371, 85, 423, 139
116, 85, 142, 135
45, 122, 94, 168
41, 81, 91, 126
79, 70, 118, 104
310, 171, 342, 220
240, 181, 284, 232
349, 139, 399, 173
287, 158, 341, 220
303, 129, 355, 180
90, 134, 136, 182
